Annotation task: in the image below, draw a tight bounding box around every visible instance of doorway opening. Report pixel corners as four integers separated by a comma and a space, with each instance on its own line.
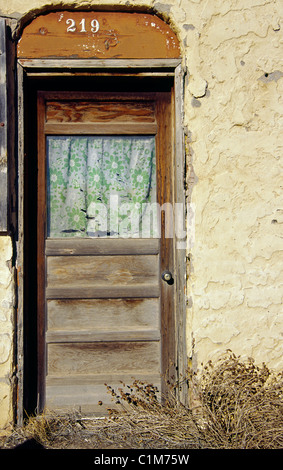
22, 75, 180, 416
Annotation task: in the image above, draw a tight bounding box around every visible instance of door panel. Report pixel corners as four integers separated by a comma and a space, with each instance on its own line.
47, 299, 160, 332
46, 99, 156, 123
46, 237, 159, 255
46, 252, 160, 299
47, 254, 159, 287
37, 91, 174, 413
46, 342, 161, 414
46, 374, 161, 415
48, 342, 160, 376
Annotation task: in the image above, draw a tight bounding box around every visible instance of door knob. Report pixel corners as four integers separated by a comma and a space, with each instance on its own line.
161, 270, 173, 283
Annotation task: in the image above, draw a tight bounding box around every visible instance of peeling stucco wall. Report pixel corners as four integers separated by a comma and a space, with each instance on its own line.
0, 0, 282, 428
182, 0, 283, 372
0, 236, 14, 430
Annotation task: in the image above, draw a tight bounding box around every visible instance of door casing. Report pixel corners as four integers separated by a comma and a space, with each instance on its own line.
16, 64, 187, 423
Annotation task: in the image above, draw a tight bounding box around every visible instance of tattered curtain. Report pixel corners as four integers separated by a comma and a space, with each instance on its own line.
46, 136, 157, 238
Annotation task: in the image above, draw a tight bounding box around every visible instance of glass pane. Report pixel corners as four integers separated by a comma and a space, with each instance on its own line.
46, 136, 157, 238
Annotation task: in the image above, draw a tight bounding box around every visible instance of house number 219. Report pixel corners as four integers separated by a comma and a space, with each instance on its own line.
66, 18, 100, 33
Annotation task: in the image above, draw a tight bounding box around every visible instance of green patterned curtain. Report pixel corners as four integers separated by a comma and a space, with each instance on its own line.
46, 136, 156, 238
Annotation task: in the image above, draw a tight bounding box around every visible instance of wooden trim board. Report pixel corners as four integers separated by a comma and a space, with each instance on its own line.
18, 58, 181, 69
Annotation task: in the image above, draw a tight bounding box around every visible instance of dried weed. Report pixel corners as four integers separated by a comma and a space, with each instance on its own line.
0, 351, 282, 449
194, 351, 283, 449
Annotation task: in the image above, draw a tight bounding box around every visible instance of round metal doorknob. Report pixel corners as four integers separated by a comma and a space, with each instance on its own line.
161, 270, 173, 282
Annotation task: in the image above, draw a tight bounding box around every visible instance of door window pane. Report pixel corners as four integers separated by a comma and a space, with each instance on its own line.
46, 136, 157, 238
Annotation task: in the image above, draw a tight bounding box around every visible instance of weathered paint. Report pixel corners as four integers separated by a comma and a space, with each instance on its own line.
17, 11, 180, 59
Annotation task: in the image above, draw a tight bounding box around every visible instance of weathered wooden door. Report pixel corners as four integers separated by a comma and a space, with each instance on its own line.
37, 91, 175, 414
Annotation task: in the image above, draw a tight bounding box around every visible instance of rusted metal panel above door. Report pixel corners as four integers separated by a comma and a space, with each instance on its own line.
17, 12, 180, 60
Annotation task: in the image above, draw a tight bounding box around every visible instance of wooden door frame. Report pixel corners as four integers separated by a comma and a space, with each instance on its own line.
16, 59, 187, 425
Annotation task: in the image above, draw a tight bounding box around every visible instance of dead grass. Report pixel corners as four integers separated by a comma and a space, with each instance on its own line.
0, 351, 282, 449
191, 351, 283, 449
